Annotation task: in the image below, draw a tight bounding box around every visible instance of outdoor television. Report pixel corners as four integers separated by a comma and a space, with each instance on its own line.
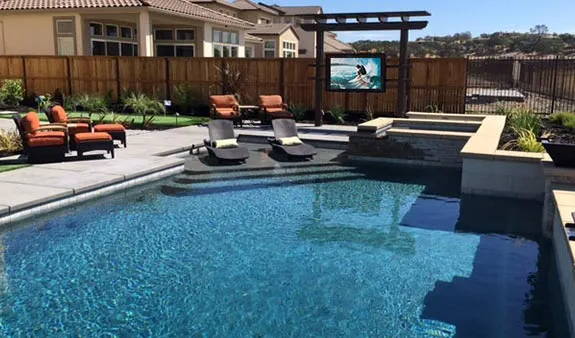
326, 53, 386, 92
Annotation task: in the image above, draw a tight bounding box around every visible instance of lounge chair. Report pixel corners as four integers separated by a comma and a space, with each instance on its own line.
268, 119, 316, 159
204, 120, 249, 162
13, 112, 68, 163
210, 95, 241, 123
259, 95, 293, 122
48, 105, 92, 136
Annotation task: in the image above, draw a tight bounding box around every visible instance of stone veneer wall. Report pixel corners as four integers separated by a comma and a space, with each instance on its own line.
348, 133, 470, 168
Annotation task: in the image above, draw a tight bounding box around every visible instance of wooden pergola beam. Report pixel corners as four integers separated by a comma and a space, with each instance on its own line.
300, 21, 428, 32
300, 11, 431, 20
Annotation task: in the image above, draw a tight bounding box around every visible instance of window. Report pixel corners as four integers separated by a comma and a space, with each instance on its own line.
258, 18, 271, 24
92, 40, 106, 56
55, 18, 76, 56
155, 29, 173, 40
283, 41, 297, 58
106, 24, 118, 38
92, 39, 137, 56
245, 46, 253, 58
264, 40, 276, 58
156, 44, 194, 57
121, 43, 135, 56
176, 29, 195, 41
106, 41, 120, 56
89, 22, 103, 36
120, 27, 133, 39
213, 29, 240, 58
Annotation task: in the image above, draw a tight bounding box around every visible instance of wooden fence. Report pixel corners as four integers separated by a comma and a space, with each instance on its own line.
0, 56, 468, 115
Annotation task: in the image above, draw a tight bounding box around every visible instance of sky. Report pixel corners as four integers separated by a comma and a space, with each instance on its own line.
267, 0, 575, 42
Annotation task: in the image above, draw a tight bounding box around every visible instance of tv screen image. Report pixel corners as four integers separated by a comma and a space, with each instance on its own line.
326, 54, 386, 92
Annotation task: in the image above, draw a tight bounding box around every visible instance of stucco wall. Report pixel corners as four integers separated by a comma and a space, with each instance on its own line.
294, 26, 315, 57
278, 28, 298, 58
0, 12, 59, 55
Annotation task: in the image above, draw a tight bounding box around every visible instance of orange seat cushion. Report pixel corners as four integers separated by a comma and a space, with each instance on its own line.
215, 109, 239, 118
31, 131, 66, 138
28, 136, 65, 147
210, 95, 238, 108
68, 123, 91, 133
51, 105, 68, 123
259, 95, 284, 109
74, 132, 112, 143
94, 124, 126, 132
23, 112, 41, 134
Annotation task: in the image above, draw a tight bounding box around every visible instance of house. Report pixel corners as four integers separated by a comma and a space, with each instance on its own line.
269, 4, 354, 57
247, 24, 299, 58
0, 0, 255, 57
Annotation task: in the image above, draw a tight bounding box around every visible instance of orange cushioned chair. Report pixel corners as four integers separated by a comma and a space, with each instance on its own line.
259, 95, 293, 122
74, 132, 114, 159
210, 95, 240, 122
94, 123, 127, 148
13, 111, 68, 163
49, 105, 92, 135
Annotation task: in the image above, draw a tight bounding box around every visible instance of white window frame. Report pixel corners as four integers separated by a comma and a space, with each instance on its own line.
89, 22, 103, 37
155, 43, 195, 57
212, 29, 240, 58
264, 40, 276, 58
175, 28, 195, 42
282, 40, 297, 58
91, 38, 138, 56
245, 46, 254, 58
120, 26, 133, 40
154, 29, 174, 41
105, 24, 119, 38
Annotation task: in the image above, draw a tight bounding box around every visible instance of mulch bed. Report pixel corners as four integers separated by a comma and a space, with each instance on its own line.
498, 119, 575, 151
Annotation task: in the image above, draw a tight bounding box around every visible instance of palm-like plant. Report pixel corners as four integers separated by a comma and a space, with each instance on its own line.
123, 93, 165, 129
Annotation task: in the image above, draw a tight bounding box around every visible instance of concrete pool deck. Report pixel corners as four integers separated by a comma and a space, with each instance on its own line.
0, 122, 354, 225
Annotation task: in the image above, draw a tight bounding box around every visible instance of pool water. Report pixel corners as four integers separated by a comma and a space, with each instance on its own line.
0, 158, 567, 337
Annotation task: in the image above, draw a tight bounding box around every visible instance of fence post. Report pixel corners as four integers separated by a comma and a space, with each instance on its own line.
279, 58, 286, 100
66, 56, 73, 96
21, 56, 28, 96
165, 58, 171, 100
115, 57, 121, 101
550, 55, 560, 115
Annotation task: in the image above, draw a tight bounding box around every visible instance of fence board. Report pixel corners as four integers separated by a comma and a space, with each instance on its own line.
0, 55, 468, 115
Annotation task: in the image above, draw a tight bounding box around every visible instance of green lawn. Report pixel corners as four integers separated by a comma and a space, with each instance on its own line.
0, 164, 28, 173
1, 112, 209, 129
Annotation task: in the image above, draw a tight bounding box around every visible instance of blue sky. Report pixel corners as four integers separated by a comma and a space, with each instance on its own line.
268, 0, 575, 42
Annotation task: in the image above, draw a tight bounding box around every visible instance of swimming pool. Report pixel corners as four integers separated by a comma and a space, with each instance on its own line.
0, 151, 567, 337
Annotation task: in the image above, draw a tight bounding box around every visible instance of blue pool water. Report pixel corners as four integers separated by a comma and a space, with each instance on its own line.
0, 160, 566, 337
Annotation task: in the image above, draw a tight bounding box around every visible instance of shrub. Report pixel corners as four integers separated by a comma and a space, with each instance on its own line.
74, 94, 109, 115
506, 107, 541, 136
0, 79, 25, 106
288, 104, 308, 122
515, 129, 545, 153
123, 93, 165, 128
215, 62, 243, 100
549, 112, 575, 130
0, 129, 23, 155
35, 94, 53, 114
329, 106, 346, 124
173, 84, 201, 115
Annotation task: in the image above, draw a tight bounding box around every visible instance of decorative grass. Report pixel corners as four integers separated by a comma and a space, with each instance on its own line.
0, 164, 28, 173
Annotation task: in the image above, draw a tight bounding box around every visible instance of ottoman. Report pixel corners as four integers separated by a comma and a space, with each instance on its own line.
94, 124, 127, 147
74, 132, 114, 159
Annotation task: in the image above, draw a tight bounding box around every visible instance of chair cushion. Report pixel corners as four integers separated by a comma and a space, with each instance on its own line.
31, 131, 66, 138
260, 95, 283, 109
94, 124, 126, 132
23, 112, 41, 134
210, 95, 238, 108
279, 136, 303, 146
68, 123, 91, 134
215, 109, 239, 118
74, 132, 112, 143
28, 136, 65, 147
214, 138, 238, 149
51, 105, 68, 123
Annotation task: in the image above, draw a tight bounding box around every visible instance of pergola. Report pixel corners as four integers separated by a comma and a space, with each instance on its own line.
301, 11, 431, 126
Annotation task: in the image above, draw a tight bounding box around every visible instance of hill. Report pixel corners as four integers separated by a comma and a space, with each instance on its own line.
350, 25, 575, 57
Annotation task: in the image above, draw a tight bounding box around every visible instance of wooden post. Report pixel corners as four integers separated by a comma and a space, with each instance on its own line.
279, 58, 286, 100
21, 56, 28, 96
397, 29, 409, 116
314, 30, 325, 126
165, 58, 171, 100
115, 57, 121, 100
66, 57, 73, 96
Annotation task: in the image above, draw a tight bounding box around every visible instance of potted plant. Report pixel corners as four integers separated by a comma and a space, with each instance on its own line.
542, 112, 575, 168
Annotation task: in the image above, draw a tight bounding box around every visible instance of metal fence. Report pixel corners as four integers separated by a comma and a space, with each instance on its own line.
466, 57, 575, 115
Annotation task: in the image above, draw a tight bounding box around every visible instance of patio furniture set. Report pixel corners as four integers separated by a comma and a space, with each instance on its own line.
210, 95, 294, 126
13, 105, 126, 163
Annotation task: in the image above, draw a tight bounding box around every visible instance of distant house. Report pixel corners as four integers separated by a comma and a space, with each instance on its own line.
0, 0, 254, 57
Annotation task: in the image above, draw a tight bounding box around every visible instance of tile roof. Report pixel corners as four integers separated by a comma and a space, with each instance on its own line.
231, 0, 279, 15
248, 23, 292, 36
271, 5, 322, 16
0, 0, 254, 28
190, 0, 243, 10
325, 33, 354, 53
244, 33, 263, 42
